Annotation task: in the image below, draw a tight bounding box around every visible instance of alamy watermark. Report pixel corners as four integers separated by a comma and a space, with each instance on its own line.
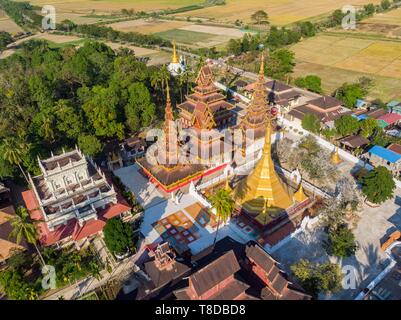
42, 5, 56, 30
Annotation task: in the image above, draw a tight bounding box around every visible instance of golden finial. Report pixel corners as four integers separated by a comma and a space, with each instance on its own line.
294, 182, 308, 203
259, 52, 265, 78
172, 40, 178, 64
331, 146, 342, 165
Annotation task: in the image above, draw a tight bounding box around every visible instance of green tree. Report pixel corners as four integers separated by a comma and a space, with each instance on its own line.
0, 31, 12, 52
334, 115, 360, 137
209, 188, 235, 246
8, 207, 46, 267
360, 166, 395, 204
325, 224, 358, 257
124, 82, 156, 132
0, 137, 29, 183
265, 49, 295, 81
291, 259, 342, 297
360, 118, 379, 138
251, 10, 269, 25
81, 85, 124, 139
0, 269, 38, 300
103, 218, 134, 256
294, 75, 322, 94
335, 83, 366, 108
78, 134, 102, 157
301, 113, 321, 133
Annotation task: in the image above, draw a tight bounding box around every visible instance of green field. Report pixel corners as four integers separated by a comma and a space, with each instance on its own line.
155, 28, 216, 45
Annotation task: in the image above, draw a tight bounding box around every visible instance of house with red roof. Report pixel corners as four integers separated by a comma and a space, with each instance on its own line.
22, 147, 131, 248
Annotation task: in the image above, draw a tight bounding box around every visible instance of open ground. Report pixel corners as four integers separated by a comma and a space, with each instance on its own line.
106, 18, 245, 48
0, 9, 23, 34
290, 34, 401, 101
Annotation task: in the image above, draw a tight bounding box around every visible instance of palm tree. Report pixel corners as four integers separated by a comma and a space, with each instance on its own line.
1, 136, 29, 184
8, 207, 46, 267
40, 114, 55, 143
209, 188, 235, 246
159, 65, 171, 95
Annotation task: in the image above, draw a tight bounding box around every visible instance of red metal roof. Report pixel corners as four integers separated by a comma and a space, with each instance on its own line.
22, 190, 131, 246
377, 113, 401, 125
98, 201, 131, 220
73, 219, 106, 242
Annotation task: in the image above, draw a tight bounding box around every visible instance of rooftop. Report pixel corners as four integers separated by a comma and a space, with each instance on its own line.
368, 145, 401, 163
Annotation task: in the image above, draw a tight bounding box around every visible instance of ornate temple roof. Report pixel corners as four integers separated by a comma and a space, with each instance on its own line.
237, 54, 270, 142
233, 118, 294, 225
137, 85, 208, 192
178, 64, 234, 130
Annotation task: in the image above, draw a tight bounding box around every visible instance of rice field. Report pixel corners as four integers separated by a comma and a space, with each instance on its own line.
20, 0, 204, 14
291, 34, 401, 101
107, 19, 192, 34
173, 0, 382, 26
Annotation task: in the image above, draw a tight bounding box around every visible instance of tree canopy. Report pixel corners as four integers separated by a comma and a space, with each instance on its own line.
360, 166, 396, 204
291, 259, 342, 298
334, 115, 360, 137
103, 218, 134, 256
301, 113, 321, 133
0, 40, 168, 181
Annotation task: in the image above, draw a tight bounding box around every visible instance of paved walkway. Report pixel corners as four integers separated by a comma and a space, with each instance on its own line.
274, 188, 401, 300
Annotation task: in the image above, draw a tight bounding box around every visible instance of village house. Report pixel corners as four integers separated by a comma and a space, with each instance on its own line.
339, 135, 370, 153
21, 148, 131, 248
287, 96, 350, 128
365, 145, 401, 173
244, 79, 300, 113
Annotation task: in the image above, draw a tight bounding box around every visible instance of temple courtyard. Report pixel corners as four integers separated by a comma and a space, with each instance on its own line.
273, 187, 401, 300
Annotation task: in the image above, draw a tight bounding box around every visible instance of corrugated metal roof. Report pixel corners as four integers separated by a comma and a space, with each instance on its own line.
369, 145, 401, 163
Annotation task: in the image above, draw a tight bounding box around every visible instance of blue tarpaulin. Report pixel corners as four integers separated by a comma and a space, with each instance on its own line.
368, 145, 401, 163
356, 114, 369, 121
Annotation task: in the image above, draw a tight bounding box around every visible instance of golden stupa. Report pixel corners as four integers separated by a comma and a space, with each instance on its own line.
293, 183, 308, 203
172, 40, 179, 64
233, 117, 294, 225
331, 146, 342, 165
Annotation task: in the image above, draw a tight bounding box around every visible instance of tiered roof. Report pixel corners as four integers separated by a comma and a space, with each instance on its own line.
178, 64, 234, 130
137, 86, 207, 193
237, 54, 270, 142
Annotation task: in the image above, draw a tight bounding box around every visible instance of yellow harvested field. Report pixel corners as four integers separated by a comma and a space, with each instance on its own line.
107, 19, 191, 34
291, 34, 401, 100
24, 0, 203, 14
178, 24, 244, 38
174, 0, 381, 26
365, 7, 401, 26
0, 10, 23, 34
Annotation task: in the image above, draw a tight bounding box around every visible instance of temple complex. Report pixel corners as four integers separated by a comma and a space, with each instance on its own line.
21, 148, 131, 247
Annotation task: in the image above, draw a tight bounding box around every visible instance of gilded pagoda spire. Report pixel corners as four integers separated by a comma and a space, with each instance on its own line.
172, 40, 179, 64
238, 52, 269, 142
331, 146, 342, 165
293, 182, 308, 203
159, 83, 178, 168
233, 117, 293, 224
